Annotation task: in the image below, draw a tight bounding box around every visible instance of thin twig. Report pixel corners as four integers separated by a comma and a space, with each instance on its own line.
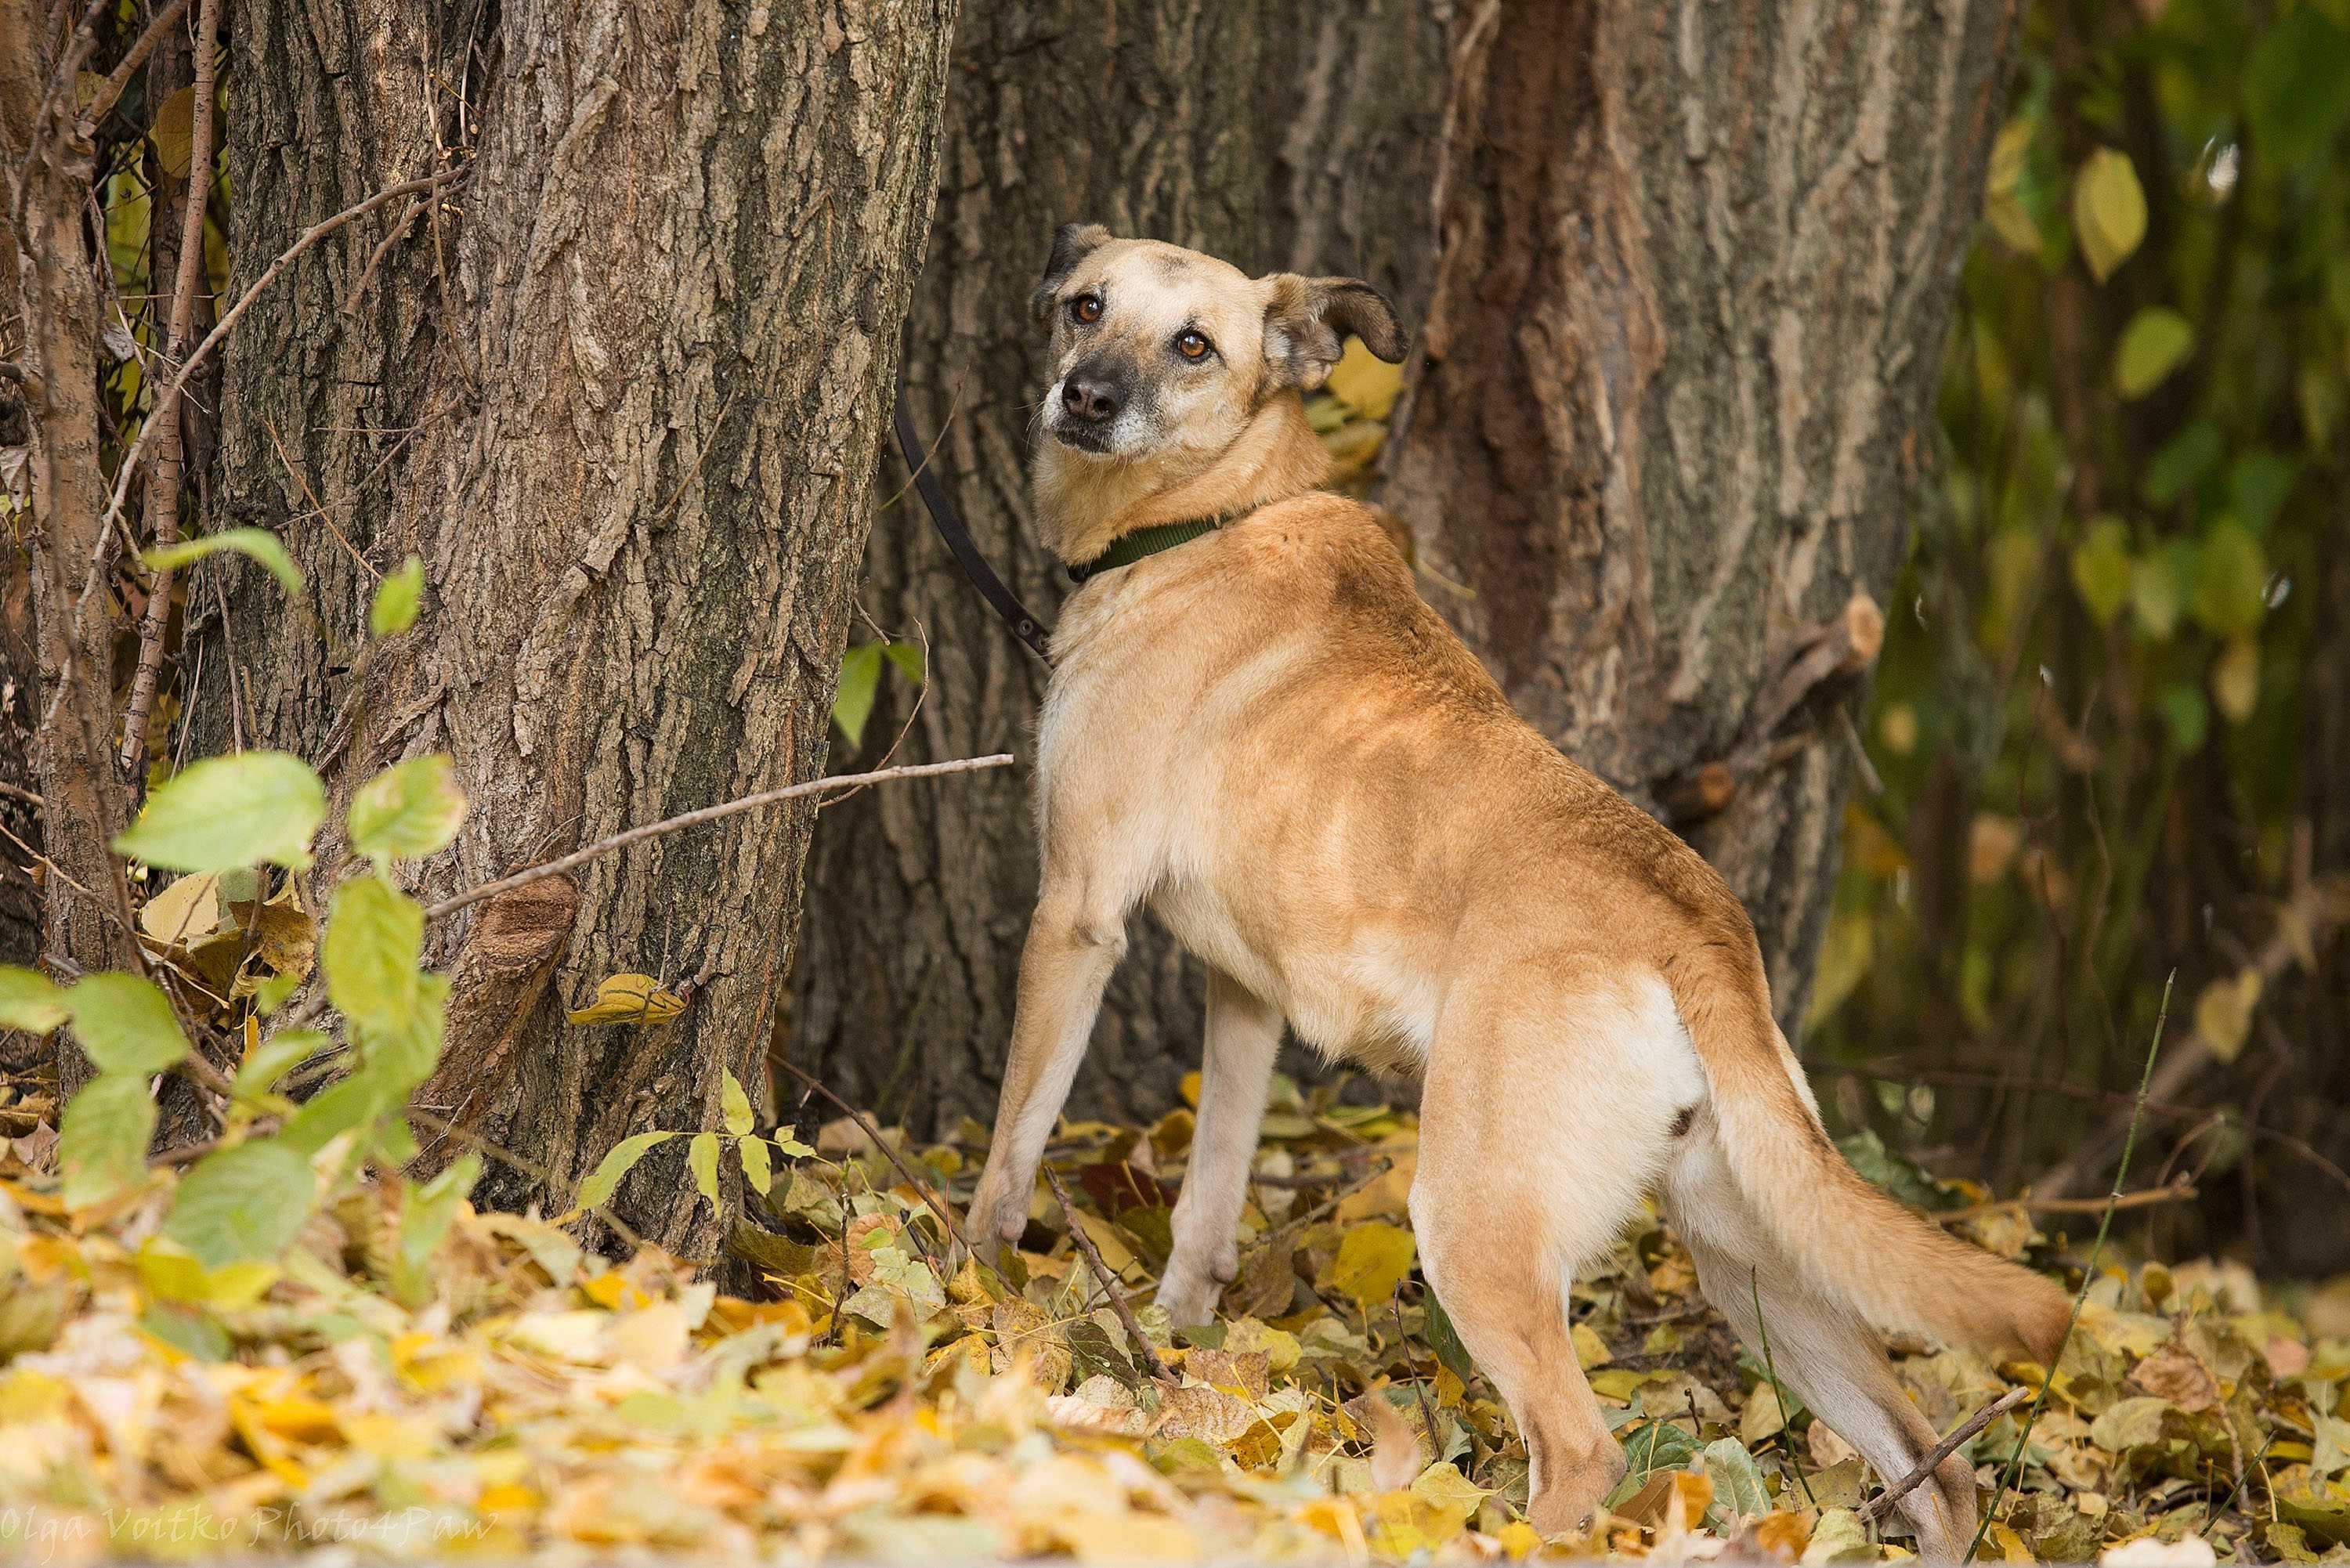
0, 781, 45, 808
119, 0, 220, 778
769, 1055, 967, 1255
425, 753, 1013, 919
92, 165, 472, 551
74, 0, 193, 139
1751, 1266, 1818, 1507
1965, 972, 2173, 1563
1860, 1386, 2030, 1525
1043, 1164, 1173, 1382
1932, 1180, 2196, 1226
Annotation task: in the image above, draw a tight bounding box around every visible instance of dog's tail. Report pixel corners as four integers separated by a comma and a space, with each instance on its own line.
1664, 950, 2071, 1364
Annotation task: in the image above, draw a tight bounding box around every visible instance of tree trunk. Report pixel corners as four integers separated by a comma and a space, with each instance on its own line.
1380, 0, 2019, 1031
2, 0, 150, 1086
788, 0, 1446, 1135
199, 0, 956, 1255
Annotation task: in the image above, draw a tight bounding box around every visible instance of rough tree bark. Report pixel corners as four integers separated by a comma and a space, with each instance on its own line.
196, 0, 956, 1254
1380, 0, 2019, 1031
2, 0, 151, 1082
789, 0, 1446, 1134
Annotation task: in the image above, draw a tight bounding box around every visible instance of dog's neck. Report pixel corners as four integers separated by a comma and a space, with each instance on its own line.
1033, 395, 1331, 567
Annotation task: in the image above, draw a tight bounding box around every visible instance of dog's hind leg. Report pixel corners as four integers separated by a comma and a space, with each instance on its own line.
1411, 967, 1698, 1536
1664, 1118, 1979, 1560
1157, 969, 1282, 1324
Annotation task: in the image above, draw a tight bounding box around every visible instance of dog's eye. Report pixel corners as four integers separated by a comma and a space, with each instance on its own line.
1174, 329, 1212, 361
1068, 294, 1102, 325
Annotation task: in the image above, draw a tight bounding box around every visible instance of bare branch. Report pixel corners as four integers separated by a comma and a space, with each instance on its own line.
74, 0, 193, 141
119, 0, 218, 778
92, 164, 472, 553
1044, 1165, 1173, 1382
424, 753, 1014, 921
1859, 1386, 2030, 1525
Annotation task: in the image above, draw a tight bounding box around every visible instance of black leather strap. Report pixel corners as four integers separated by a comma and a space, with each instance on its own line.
893, 383, 1054, 662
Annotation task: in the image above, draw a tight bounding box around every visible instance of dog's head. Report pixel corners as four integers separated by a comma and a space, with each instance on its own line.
1029, 223, 1406, 464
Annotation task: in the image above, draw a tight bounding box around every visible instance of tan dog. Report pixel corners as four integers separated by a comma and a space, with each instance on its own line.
964, 225, 2070, 1554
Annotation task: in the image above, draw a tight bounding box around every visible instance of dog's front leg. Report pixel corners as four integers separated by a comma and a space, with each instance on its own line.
966, 880, 1130, 1265
1156, 970, 1282, 1324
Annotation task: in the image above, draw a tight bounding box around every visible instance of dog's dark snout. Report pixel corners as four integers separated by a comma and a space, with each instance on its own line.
1061, 363, 1124, 423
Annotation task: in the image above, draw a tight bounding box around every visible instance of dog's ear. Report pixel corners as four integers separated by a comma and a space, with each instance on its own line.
1261, 275, 1408, 390
1032, 222, 1112, 320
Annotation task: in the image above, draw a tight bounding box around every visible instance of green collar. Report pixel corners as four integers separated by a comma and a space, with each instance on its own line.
1066, 507, 1255, 584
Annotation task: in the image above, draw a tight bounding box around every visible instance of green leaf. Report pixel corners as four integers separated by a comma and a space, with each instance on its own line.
880, 640, 925, 685
2146, 420, 2224, 508
0, 966, 69, 1034
398, 1154, 479, 1276
232, 1028, 326, 1101
346, 754, 467, 865
2158, 683, 2210, 753
2131, 551, 2185, 641
833, 642, 884, 748
2191, 520, 2269, 638
1423, 1292, 1477, 1386
1701, 1436, 1771, 1524
2071, 148, 2146, 283
113, 751, 326, 873
577, 1131, 677, 1211
2070, 515, 2132, 627
322, 873, 423, 1034
369, 555, 425, 638
737, 1132, 772, 1195
66, 973, 189, 1075
2113, 307, 2194, 399
774, 1134, 816, 1161
2246, 6, 2350, 168
721, 1067, 755, 1137
142, 527, 304, 598
2229, 452, 2296, 535
689, 1131, 722, 1209
165, 1140, 316, 1266
60, 1073, 157, 1209
278, 1057, 409, 1155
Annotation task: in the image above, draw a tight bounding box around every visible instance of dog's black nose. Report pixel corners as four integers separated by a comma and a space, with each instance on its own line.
1061, 372, 1122, 423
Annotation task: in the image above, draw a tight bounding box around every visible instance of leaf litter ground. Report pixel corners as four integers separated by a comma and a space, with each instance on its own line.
2, 1069, 2347, 1563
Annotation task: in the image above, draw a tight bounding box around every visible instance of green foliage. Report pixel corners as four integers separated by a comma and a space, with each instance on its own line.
141, 527, 304, 596
346, 753, 467, 866
165, 1142, 316, 1266
0, 965, 70, 1033
1821, 0, 2347, 1230
112, 750, 327, 871
369, 554, 425, 637
833, 639, 924, 747
576, 1130, 678, 1210
65, 974, 189, 1075
60, 1073, 159, 1209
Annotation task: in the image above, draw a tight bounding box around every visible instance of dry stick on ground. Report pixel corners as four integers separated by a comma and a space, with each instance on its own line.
1931, 1180, 2196, 1226
1859, 1386, 2032, 1526
1043, 1164, 1173, 1382
770, 1053, 967, 1258
119, 0, 219, 776
1965, 972, 2175, 1564
424, 754, 1012, 920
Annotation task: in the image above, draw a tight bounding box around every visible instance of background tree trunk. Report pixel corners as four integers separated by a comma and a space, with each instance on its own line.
1380, 0, 2019, 1031
197, 0, 956, 1255
788, 0, 1446, 1135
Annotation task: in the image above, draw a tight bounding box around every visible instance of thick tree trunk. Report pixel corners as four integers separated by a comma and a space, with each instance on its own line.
200, 0, 956, 1255
2, 0, 150, 1085
789, 0, 1445, 1135
1380, 0, 2018, 1030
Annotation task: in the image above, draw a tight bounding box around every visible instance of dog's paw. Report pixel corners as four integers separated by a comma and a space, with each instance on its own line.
1152, 1269, 1219, 1328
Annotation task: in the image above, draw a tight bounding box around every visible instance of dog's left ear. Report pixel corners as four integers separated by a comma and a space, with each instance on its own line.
1032, 222, 1112, 320
1261, 275, 1408, 390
